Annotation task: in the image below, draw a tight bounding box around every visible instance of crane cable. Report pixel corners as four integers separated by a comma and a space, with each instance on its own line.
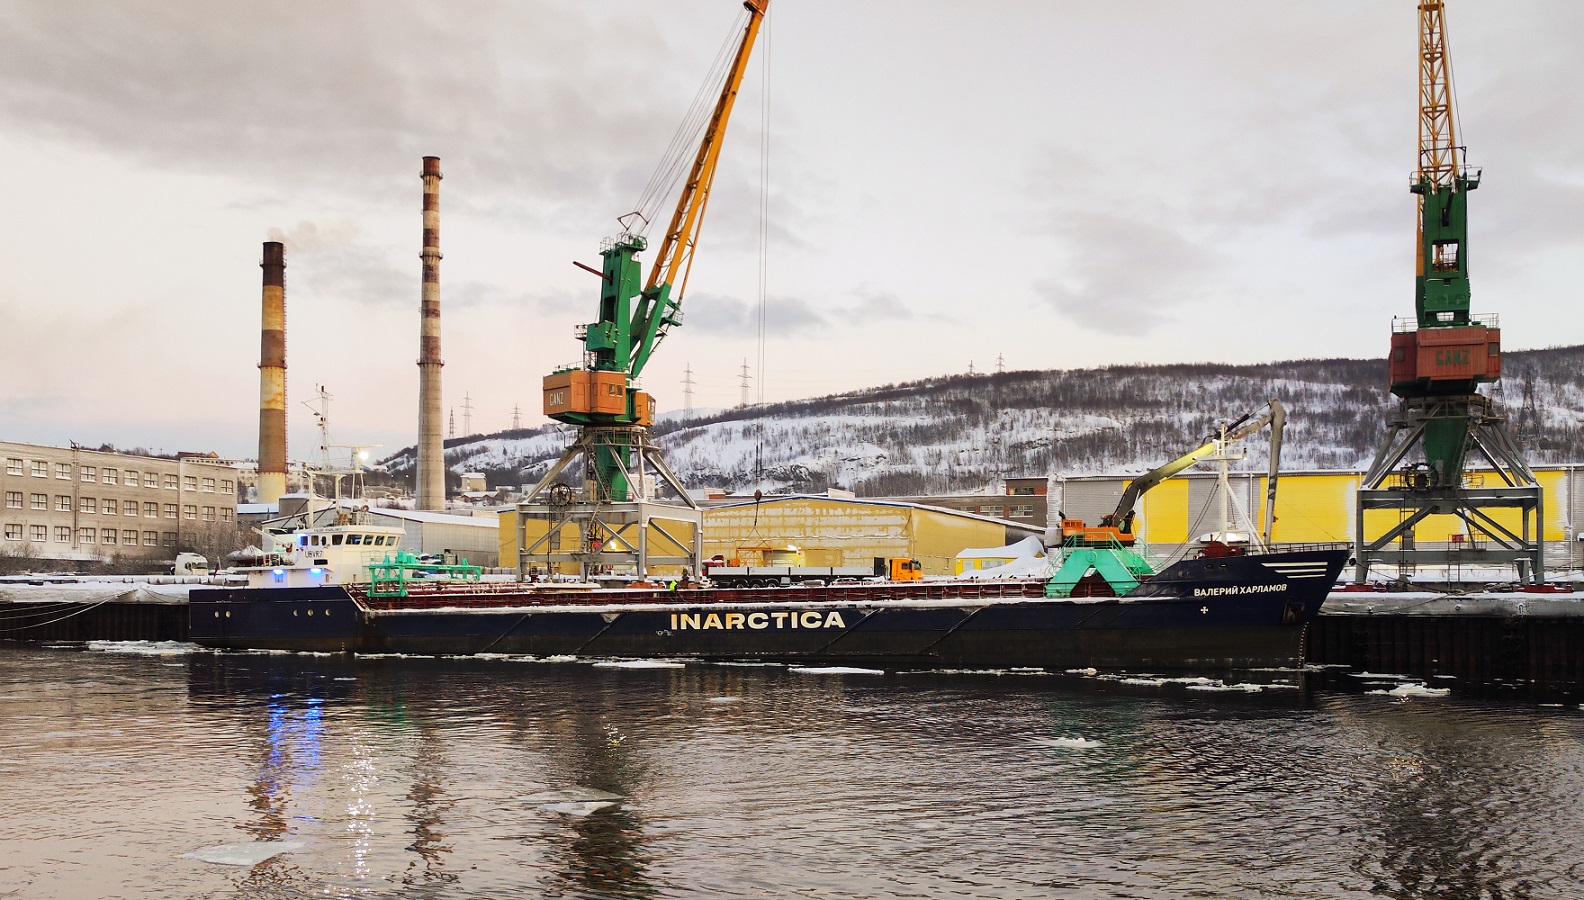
756, 9, 772, 408
629, 12, 748, 238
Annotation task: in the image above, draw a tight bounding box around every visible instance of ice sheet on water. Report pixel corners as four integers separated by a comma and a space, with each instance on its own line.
86, 640, 206, 656
707, 697, 743, 703
531, 786, 623, 803
542, 801, 619, 816
592, 660, 685, 669
1066, 667, 1099, 676
533, 785, 623, 816
181, 841, 305, 866
1034, 737, 1104, 750
1370, 682, 1452, 699
789, 666, 885, 675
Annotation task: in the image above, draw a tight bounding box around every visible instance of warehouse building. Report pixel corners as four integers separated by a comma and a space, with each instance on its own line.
498, 494, 1041, 577
1058, 465, 1584, 569
1, 440, 238, 563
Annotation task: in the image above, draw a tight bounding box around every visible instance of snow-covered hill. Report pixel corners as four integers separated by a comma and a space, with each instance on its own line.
386, 346, 1584, 496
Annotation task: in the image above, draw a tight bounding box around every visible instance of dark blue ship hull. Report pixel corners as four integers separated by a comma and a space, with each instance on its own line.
189, 548, 1347, 670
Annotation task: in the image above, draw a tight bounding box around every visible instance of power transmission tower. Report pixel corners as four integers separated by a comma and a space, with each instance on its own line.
683, 363, 696, 418
967, 360, 975, 376
448, 408, 455, 439
996, 353, 1005, 374
461, 393, 475, 436
511, 404, 522, 431
738, 359, 753, 408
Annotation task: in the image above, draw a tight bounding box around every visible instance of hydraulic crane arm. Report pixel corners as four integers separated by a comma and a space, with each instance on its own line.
628, 0, 768, 381
1103, 400, 1286, 530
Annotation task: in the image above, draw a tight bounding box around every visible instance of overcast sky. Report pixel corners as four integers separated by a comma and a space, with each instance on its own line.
0, 1, 1580, 462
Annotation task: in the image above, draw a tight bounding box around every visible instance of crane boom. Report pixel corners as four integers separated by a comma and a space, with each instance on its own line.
1102, 401, 1285, 529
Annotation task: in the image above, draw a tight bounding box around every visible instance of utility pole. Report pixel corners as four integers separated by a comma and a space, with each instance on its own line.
738, 359, 753, 408
683, 363, 696, 418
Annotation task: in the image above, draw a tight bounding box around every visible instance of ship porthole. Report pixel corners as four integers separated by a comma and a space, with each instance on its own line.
324, 609, 331, 616
225, 611, 231, 618
213, 611, 219, 618
307, 609, 314, 616
292, 610, 298, 617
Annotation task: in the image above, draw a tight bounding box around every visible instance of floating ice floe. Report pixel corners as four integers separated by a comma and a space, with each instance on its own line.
789, 666, 885, 675
1035, 737, 1104, 750
542, 800, 618, 816
707, 696, 743, 703
86, 640, 206, 656
533, 786, 623, 817
1369, 682, 1451, 699
592, 660, 685, 669
1066, 667, 1099, 676
181, 841, 305, 866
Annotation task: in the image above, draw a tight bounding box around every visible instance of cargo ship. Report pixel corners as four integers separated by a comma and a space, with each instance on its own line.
187, 536, 1347, 670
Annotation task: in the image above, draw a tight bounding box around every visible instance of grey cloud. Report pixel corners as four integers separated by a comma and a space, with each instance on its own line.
1033, 213, 1219, 336
0, 1, 724, 224
682, 291, 826, 337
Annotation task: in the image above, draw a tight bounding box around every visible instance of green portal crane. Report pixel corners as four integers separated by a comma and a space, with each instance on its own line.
1357, 1, 1541, 585
542, 0, 768, 504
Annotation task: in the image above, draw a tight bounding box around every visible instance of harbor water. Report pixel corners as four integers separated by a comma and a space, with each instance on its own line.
2, 644, 1583, 898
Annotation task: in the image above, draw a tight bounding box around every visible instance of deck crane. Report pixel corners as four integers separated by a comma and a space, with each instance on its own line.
518, 0, 768, 580
540, 0, 767, 505
1048, 401, 1287, 598
1355, 0, 1542, 583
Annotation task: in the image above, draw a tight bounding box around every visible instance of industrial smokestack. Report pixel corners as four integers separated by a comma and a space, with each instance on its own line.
258, 241, 288, 505
416, 156, 445, 509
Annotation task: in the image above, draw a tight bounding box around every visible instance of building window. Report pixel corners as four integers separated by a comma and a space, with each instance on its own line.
143, 530, 159, 546
79, 527, 96, 544
55, 463, 71, 480
101, 529, 116, 545
125, 470, 138, 485
4, 524, 21, 541
5, 459, 21, 475
30, 460, 46, 477
221, 479, 234, 493
164, 504, 178, 519
182, 505, 197, 520
54, 526, 71, 543
122, 529, 138, 546
103, 499, 118, 515
145, 502, 159, 517
3, 492, 19, 509
30, 493, 46, 510
145, 472, 159, 488
164, 474, 178, 490
1011, 505, 1034, 518
220, 508, 234, 523
161, 532, 177, 547
80, 498, 96, 514
103, 469, 118, 486
202, 506, 216, 522
29, 525, 46, 542
183, 475, 197, 491
80, 466, 97, 483
56, 496, 71, 511
201, 477, 215, 493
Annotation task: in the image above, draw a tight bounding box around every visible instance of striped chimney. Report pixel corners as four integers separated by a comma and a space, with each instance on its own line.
416, 156, 445, 509
257, 241, 288, 504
